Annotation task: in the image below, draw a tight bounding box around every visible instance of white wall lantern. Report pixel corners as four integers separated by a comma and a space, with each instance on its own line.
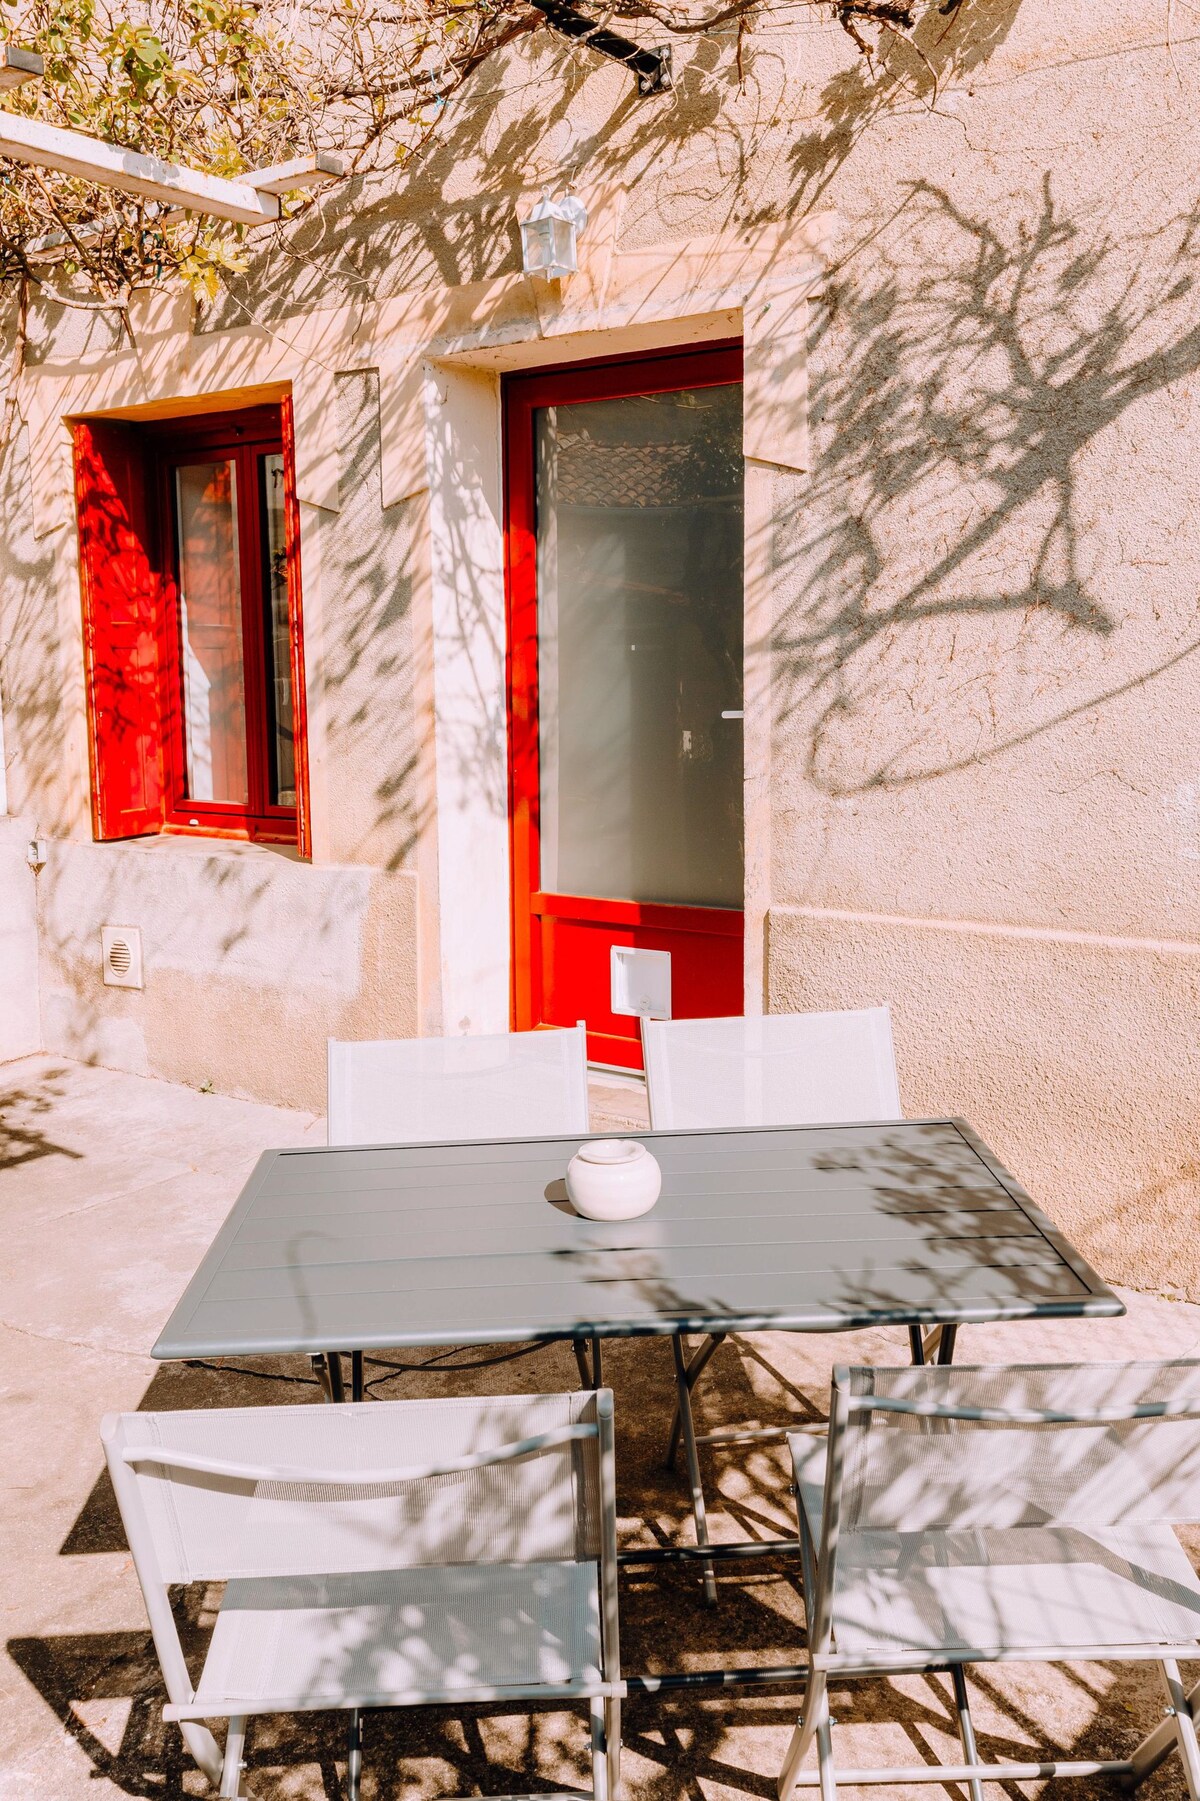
520, 191, 588, 281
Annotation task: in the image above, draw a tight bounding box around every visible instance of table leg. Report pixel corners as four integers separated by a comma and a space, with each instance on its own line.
916, 1324, 960, 1365
350, 1349, 364, 1402
326, 1353, 346, 1404
950, 1665, 985, 1801
572, 1334, 605, 1388
666, 1333, 726, 1469
672, 1332, 717, 1606
907, 1325, 926, 1366
309, 1353, 333, 1401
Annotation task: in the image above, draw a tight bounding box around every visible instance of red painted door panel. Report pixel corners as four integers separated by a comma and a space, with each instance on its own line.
536, 902, 744, 1068
505, 347, 745, 1069
74, 419, 165, 839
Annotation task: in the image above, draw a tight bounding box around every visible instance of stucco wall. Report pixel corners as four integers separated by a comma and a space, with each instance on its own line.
762, 6, 1200, 1293
36, 838, 418, 1111
0, 416, 70, 832
316, 370, 422, 872
0, 817, 40, 1063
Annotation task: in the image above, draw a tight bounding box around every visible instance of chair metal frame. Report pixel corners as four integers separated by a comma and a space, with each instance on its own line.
640, 1008, 905, 1601
103, 1391, 623, 1801
779, 1363, 1200, 1800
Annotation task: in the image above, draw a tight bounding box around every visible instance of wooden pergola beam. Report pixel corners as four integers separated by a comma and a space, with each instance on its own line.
248, 151, 345, 195
0, 111, 284, 223
0, 45, 344, 224
525, 0, 670, 93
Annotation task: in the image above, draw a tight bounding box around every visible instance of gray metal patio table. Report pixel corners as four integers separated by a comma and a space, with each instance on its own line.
154, 1115, 1122, 1689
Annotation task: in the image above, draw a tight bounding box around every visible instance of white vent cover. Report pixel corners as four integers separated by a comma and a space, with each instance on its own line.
611, 945, 671, 1019
101, 925, 144, 989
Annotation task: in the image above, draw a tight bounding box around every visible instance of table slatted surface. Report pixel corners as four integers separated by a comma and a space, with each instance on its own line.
154, 1118, 1122, 1359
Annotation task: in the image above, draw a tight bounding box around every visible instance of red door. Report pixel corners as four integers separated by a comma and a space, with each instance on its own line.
505, 346, 745, 1070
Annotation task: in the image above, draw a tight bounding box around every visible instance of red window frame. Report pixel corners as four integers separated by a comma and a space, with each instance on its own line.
503, 342, 745, 1056
148, 406, 297, 842
75, 398, 311, 854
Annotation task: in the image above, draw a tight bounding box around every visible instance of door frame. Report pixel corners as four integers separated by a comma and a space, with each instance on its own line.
502, 341, 745, 1059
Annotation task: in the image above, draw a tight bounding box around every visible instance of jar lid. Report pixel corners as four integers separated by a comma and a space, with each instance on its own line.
575, 1138, 646, 1166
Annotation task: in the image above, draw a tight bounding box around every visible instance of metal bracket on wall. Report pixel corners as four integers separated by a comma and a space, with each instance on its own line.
527, 0, 672, 93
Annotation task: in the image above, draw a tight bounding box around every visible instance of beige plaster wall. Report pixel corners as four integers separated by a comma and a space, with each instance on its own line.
36, 838, 418, 1111
0, 817, 40, 1063
759, 6, 1200, 1294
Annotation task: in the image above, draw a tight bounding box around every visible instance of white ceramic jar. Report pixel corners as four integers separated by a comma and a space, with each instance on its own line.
566, 1139, 662, 1221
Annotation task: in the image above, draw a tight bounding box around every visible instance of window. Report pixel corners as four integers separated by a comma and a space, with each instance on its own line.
74, 401, 310, 851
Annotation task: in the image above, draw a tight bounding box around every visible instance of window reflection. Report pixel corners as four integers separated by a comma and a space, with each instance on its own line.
261, 452, 296, 807
175, 461, 248, 805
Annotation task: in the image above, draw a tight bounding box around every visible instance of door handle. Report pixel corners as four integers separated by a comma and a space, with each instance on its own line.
720, 710, 744, 720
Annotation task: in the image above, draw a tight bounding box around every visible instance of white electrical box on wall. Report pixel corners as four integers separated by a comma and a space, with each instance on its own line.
101, 925, 144, 989
610, 945, 671, 1020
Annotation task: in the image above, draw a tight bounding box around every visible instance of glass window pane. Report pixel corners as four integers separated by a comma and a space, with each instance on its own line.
175, 461, 248, 806
261, 452, 295, 807
535, 384, 744, 908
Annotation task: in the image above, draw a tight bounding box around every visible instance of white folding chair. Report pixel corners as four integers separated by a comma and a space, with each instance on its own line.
780, 1359, 1200, 1799
327, 1022, 590, 1148
325, 1023, 593, 1394
641, 1007, 901, 1133
641, 1008, 903, 1599
103, 1389, 622, 1801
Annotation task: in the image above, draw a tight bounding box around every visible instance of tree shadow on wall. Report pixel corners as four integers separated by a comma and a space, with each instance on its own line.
780, 0, 1025, 221
203, 0, 1030, 329
770, 175, 1200, 797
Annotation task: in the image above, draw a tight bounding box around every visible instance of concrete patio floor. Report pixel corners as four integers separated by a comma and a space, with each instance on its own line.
3, 1052, 1200, 1801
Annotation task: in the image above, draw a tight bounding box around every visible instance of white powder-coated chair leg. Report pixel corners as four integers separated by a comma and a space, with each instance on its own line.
1161, 1664, 1200, 1801
604, 1695, 622, 1801
218, 1718, 246, 1798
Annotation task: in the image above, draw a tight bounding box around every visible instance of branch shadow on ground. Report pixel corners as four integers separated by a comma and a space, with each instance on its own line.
0, 1072, 84, 1173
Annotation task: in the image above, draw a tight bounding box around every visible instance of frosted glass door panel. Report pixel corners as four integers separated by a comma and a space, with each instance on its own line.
175, 460, 248, 805
536, 385, 743, 908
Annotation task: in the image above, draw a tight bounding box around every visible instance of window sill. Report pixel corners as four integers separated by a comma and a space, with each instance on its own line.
103, 833, 304, 865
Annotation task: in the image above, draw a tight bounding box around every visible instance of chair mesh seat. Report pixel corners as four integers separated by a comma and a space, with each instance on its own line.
194, 1560, 602, 1713
791, 1387, 1200, 1663
828, 1523, 1200, 1659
